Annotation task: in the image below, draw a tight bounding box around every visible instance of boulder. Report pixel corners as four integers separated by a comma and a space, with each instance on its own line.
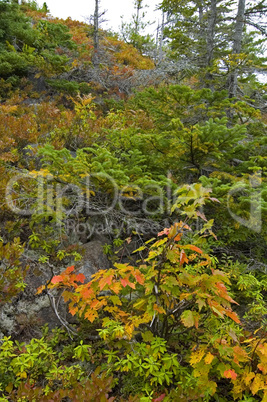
0, 238, 110, 341
76, 238, 110, 281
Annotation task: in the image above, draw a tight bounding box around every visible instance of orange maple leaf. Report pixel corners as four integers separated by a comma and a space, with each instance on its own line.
215, 282, 227, 292
69, 306, 78, 316
65, 265, 75, 274
258, 363, 267, 374
99, 274, 113, 291
133, 271, 145, 285
224, 369, 237, 380
75, 273, 86, 283
80, 286, 94, 299
84, 309, 98, 323
36, 285, 45, 295
51, 275, 64, 284
110, 282, 122, 294
121, 277, 135, 289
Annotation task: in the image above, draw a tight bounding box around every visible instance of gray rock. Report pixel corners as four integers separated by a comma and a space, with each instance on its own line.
0, 237, 111, 340
76, 239, 110, 281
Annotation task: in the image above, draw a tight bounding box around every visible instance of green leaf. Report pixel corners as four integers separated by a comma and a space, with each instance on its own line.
181, 310, 195, 327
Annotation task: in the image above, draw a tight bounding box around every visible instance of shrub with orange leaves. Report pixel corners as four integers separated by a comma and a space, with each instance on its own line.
35, 184, 267, 401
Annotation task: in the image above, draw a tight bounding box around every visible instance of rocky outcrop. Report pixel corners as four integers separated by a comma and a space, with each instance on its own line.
0, 237, 110, 341
75, 238, 111, 281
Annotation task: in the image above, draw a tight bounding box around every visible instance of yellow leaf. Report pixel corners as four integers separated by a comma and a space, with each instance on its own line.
258, 363, 267, 375
250, 374, 265, 395
133, 298, 147, 310
36, 285, 45, 295
262, 391, 267, 402
242, 337, 256, 343
82, 96, 94, 106
110, 281, 122, 294
0, 105, 18, 114
244, 371, 255, 386
124, 324, 134, 339
18, 371, 27, 379
190, 349, 205, 365
204, 352, 214, 365
153, 304, 166, 314
181, 310, 195, 327
84, 309, 98, 323
258, 343, 267, 356
254, 326, 263, 335
5, 383, 13, 393
233, 345, 249, 363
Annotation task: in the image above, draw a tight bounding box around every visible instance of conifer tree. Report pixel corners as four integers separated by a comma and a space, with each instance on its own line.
160, 0, 267, 95
120, 0, 154, 54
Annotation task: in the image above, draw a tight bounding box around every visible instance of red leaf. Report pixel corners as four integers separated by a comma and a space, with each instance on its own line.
215, 282, 227, 292
153, 394, 166, 402
174, 233, 182, 242
224, 369, 237, 380
81, 286, 94, 299
121, 278, 128, 287
158, 228, 170, 237
134, 272, 145, 285
65, 265, 75, 274
51, 275, 64, 284
186, 245, 203, 254
226, 310, 240, 324
121, 277, 136, 289
180, 249, 188, 265
75, 273, 86, 283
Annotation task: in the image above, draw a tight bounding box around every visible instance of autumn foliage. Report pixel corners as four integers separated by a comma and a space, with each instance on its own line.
0, 1, 266, 401
34, 187, 267, 401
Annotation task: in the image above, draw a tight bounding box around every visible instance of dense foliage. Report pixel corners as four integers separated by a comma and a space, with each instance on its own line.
0, 0, 266, 400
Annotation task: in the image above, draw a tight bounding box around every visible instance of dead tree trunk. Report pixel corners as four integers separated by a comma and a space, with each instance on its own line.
93, 0, 100, 67
228, 0, 246, 97
206, 0, 217, 66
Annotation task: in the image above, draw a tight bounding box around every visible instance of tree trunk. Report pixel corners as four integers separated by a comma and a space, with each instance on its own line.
228, 0, 246, 97
206, 0, 217, 66
158, 11, 165, 64
133, 0, 143, 47
134, 1, 140, 36
93, 0, 99, 67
